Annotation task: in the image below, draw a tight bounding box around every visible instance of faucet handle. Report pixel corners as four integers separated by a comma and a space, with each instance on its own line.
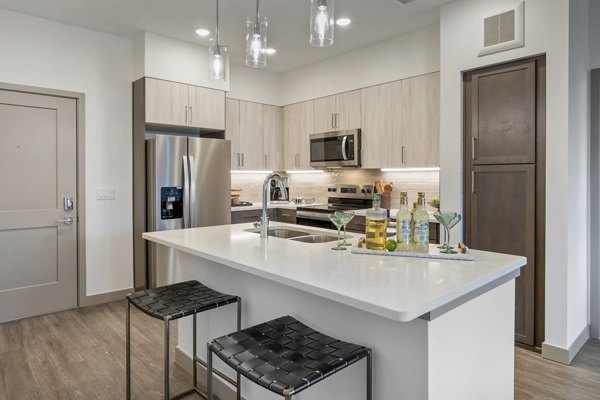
254, 220, 262, 228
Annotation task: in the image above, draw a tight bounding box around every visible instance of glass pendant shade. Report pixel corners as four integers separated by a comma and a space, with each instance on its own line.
209, 39, 228, 81
310, 0, 334, 47
245, 15, 268, 68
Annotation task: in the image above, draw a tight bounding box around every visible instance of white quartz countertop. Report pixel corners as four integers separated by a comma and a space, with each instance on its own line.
143, 223, 525, 322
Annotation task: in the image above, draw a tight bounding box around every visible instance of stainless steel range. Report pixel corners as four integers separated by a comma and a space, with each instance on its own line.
296, 184, 374, 229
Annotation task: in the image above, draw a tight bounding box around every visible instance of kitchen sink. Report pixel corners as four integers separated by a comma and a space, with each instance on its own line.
245, 227, 350, 244
245, 228, 311, 239
290, 235, 339, 244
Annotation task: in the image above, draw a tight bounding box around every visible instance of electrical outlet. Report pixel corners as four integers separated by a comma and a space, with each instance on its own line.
96, 186, 115, 200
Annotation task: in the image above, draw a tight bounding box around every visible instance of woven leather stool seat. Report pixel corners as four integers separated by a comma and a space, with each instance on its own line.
209, 315, 370, 397
127, 280, 239, 321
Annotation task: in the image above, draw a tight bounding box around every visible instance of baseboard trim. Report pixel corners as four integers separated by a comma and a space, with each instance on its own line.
80, 288, 133, 307
542, 325, 590, 365
175, 346, 245, 400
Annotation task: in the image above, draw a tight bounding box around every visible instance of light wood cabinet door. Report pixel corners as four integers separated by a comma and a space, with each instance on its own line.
336, 90, 361, 131
401, 72, 440, 167
283, 101, 313, 170
360, 81, 402, 168
313, 95, 337, 134
239, 101, 264, 170
263, 105, 283, 170
189, 85, 225, 130
145, 78, 188, 126
225, 98, 241, 169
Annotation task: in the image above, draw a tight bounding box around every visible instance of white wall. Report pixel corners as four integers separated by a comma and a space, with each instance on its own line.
0, 9, 134, 296
227, 64, 283, 105
281, 24, 440, 104
440, 0, 589, 357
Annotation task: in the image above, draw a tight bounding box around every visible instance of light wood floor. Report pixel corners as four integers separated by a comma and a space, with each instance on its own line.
0, 301, 599, 399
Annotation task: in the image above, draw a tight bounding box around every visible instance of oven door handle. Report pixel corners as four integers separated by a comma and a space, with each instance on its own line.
296, 211, 334, 221
341, 136, 348, 161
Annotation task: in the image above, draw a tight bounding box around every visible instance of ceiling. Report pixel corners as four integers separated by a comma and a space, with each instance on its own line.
0, 0, 454, 73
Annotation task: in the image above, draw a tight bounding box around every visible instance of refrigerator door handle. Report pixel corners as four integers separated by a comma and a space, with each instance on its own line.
183, 155, 190, 228
189, 155, 196, 227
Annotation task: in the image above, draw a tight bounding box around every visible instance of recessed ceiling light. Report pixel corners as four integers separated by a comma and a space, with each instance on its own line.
336, 18, 351, 26
265, 48, 277, 55
195, 28, 211, 37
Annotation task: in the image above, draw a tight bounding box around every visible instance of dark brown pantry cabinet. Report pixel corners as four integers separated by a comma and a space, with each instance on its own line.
463, 57, 546, 348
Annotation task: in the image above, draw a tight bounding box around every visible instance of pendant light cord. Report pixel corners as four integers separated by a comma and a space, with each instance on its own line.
256, 0, 260, 20
216, 0, 220, 45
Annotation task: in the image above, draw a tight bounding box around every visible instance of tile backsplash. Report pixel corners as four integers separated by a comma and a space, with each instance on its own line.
231, 169, 440, 210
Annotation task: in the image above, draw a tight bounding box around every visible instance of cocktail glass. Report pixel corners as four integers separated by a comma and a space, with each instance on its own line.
433, 211, 462, 254
337, 211, 355, 247
329, 214, 347, 251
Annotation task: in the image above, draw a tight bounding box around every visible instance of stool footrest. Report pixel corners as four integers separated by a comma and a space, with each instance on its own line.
195, 357, 238, 388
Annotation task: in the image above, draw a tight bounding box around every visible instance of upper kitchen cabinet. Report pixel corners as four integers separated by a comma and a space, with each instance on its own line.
313, 90, 361, 134
263, 105, 283, 171
238, 101, 264, 170
360, 72, 439, 168
400, 72, 440, 167
225, 98, 241, 170
360, 81, 402, 168
284, 101, 314, 170
144, 77, 225, 130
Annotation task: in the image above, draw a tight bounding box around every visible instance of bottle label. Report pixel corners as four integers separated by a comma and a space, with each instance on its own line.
413, 221, 429, 246
397, 219, 411, 244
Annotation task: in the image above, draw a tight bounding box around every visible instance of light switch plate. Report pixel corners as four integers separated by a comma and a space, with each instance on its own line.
96, 186, 115, 200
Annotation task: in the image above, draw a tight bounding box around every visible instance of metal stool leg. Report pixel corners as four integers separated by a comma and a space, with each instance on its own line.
164, 319, 170, 400
236, 299, 242, 400
193, 314, 198, 390
366, 349, 373, 400
126, 301, 131, 400
207, 343, 214, 400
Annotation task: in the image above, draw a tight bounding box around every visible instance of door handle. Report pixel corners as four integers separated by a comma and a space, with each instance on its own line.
472, 171, 476, 193
472, 138, 477, 160
183, 156, 190, 228
55, 216, 73, 225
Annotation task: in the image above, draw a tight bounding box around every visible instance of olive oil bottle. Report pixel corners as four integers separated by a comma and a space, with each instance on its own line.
366, 194, 388, 250
396, 192, 412, 252
412, 192, 430, 253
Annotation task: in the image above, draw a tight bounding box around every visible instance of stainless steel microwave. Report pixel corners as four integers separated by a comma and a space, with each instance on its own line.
309, 129, 361, 168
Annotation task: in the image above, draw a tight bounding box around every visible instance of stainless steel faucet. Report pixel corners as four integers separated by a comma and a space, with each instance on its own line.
256, 173, 283, 238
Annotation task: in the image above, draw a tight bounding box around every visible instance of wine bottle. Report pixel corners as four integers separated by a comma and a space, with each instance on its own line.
412, 192, 430, 253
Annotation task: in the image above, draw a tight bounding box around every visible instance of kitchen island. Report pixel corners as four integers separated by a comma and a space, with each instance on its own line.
143, 223, 524, 400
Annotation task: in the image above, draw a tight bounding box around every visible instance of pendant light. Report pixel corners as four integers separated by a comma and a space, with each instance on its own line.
310, 0, 334, 47
209, 0, 228, 81
246, 0, 268, 68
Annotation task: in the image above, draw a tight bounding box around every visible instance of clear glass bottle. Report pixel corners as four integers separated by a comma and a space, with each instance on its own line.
396, 192, 412, 252
412, 192, 430, 253
366, 194, 388, 250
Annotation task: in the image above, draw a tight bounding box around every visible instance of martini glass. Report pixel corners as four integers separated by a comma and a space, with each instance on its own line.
433, 211, 462, 254
337, 211, 355, 247
329, 214, 347, 251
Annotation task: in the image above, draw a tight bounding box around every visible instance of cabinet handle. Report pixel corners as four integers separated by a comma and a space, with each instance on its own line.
185, 106, 188, 125
236, 153, 240, 167
189, 106, 193, 125
264, 154, 267, 168
401, 146, 406, 164
335, 113, 339, 129
472, 138, 477, 160
241, 153, 244, 167
472, 171, 476, 193
332, 114, 335, 129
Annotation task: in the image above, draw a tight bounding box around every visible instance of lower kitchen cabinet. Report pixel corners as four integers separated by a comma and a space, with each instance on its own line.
346, 216, 367, 233
277, 209, 297, 224
231, 209, 275, 224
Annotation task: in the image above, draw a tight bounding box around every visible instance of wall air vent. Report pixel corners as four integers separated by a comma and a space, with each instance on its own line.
479, 1, 525, 57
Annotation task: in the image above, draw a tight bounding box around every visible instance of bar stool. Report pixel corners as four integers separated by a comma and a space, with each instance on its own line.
126, 280, 242, 400
207, 315, 372, 400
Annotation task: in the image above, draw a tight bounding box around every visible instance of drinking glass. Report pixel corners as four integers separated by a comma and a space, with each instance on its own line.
433, 211, 462, 254
329, 214, 347, 251
337, 211, 355, 247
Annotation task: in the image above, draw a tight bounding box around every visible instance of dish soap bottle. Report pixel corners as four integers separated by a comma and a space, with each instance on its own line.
412, 192, 430, 253
396, 192, 412, 252
366, 193, 388, 251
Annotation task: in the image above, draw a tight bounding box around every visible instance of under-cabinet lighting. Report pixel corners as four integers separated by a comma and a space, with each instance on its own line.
285, 170, 325, 174
380, 167, 440, 172
231, 170, 273, 174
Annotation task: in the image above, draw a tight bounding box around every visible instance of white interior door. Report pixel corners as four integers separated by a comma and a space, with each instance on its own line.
0, 89, 78, 322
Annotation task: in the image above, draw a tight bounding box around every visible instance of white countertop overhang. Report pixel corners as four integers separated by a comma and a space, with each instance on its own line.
143, 223, 525, 322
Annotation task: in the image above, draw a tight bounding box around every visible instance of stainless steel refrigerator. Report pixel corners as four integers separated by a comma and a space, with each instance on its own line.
146, 134, 231, 287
